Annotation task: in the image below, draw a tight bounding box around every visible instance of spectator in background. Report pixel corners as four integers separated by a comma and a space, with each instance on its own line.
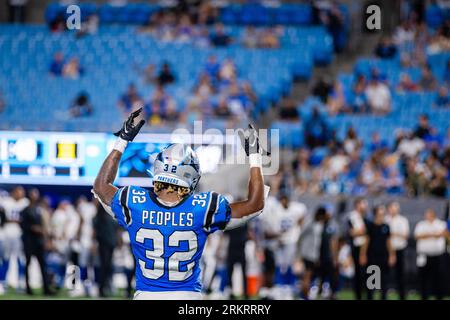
414, 114, 430, 139
414, 208, 448, 300
279, 99, 300, 121
359, 205, 396, 300
226, 82, 249, 118
49, 52, 65, 76
317, 205, 339, 300
374, 37, 398, 59
224, 225, 249, 299
118, 83, 143, 114
429, 167, 448, 198
142, 63, 156, 84
304, 107, 329, 148
434, 86, 449, 108
351, 74, 368, 113
385, 201, 409, 300
145, 85, 177, 126
292, 149, 314, 195
70, 92, 93, 118
162, 102, 180, 123
397, 131, 425, 158
365, 76, 391, 114
259, 28, 280, 49
397, 73, 419, 92
369, 132, 388, 153
312, 77, 332, 103
347, 197, 368, 300
343, 127, 362, 155
93, 204, 117, 298
204, 55, 220, 83
76, 14, 99, 38
327, 81, 345, 115
242, 26, 259, 48
8, 0, 27, 23
176, 14, 194, 43
63, 58, 83, 79
418, 66, 437, 91
214, 98, 232, 119
394, 20, 415, 51
322, 2, 346, 53
219, 59, 236, 84
210, 23, 231, 47
20, 188, 53, 296
157, 62, 175, 87
299, 206, 325, 299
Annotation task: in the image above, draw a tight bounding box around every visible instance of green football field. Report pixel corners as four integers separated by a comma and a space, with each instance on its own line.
2, 288, 446, 300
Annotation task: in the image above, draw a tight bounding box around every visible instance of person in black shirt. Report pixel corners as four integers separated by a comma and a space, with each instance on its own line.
279, 99, 300, 121
93, 203, 118, 298
20, 188, 53, 295
374, 37, 398, 59
317, 206, 339, 299
360, 205, 396, 300
157, 62, 175, 87
224, 224, 248, 299
414, 114, 430, 139
210, 23, 232, 47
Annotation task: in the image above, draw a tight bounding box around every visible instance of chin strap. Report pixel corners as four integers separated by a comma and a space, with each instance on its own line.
224, 185, 270, 231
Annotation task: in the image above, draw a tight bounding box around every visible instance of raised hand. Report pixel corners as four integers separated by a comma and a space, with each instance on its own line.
114, 107, 146, 142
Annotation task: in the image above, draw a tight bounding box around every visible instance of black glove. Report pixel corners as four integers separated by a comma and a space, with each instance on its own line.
238, 124, 271, 156
114, 108, 146, 142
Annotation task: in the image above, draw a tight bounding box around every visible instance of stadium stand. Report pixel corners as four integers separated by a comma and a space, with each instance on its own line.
0, 0, 448, 301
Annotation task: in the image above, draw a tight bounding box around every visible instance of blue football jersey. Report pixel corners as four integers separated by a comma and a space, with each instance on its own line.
111, 186, 232, 292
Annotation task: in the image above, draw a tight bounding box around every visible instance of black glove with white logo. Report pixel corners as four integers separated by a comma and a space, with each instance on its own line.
239, 124, 270, 157
114, 108, 146, 142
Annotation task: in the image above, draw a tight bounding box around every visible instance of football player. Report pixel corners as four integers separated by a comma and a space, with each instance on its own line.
92, 108, 267, 300
0, 186, 29, 292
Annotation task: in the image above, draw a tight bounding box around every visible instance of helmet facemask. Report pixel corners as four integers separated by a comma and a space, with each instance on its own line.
153, 181, 191, 201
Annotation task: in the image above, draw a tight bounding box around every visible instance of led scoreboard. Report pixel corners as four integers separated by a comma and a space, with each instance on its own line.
0, 131, 228, 186
0, 131, 108, 185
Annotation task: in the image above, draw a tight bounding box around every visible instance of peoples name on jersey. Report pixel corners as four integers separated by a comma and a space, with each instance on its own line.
142, 210, 193, 227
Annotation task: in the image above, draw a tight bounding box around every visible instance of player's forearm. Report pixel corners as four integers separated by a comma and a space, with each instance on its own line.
230, 167, 264, 218
247, 166, 265, 212
93, 149, 121, 205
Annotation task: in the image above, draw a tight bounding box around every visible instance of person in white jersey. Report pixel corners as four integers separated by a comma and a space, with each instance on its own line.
0, 186, 29, 292
346, 197, 368, 300
414, 208, 448, 300
385, 201, 409, 300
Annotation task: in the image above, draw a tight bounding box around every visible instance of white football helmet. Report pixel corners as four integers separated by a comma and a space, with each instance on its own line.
152, 143, 201, 195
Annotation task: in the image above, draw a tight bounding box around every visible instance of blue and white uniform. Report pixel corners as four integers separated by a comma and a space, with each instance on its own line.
110, 186, 231, 299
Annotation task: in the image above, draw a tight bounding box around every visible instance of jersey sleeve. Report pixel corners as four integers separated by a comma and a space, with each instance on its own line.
203, 192, 232, 234
111, 186, 134, 228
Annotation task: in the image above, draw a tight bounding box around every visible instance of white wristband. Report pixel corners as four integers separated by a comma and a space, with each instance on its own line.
113, 137, 128, 153
249, 153, 262, 168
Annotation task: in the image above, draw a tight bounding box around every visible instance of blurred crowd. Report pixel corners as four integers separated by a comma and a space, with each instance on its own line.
276, 12, 450, 199
117, 55, 257, 126
0, 186, 133, 298
275, 113, 449, 198
0, 184, 449, 299
309, 19, 449, 116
